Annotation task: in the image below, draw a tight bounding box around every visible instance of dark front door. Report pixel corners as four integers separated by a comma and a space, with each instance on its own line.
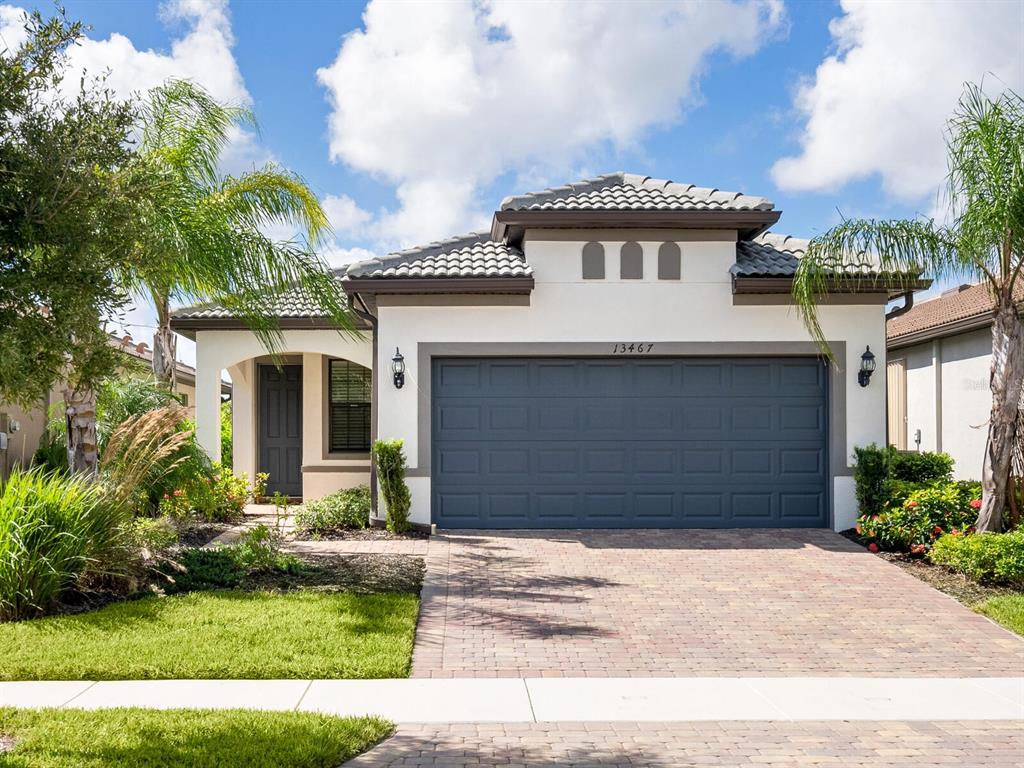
259, 365, 303, 497
432, 357, 829, 529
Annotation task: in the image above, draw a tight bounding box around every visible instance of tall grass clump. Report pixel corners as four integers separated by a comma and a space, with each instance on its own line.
101, 405, 197, 513
0, 468, 132, 621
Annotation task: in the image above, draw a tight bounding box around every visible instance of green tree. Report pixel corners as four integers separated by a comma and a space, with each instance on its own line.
129, 80, 355, 388
793, 84, 1023, 532
0, 11, 143, 474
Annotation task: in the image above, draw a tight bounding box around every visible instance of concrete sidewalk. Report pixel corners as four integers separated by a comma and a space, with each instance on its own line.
1, 677, 1021, 723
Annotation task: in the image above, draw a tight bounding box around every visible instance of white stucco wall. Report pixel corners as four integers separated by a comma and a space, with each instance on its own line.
375, 231, 888, 531
194, 329, 372, 496
892, 327, 991, 481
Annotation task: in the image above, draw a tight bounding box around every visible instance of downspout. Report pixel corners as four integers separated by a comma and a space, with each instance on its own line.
348, 292, 381, 521
885, 291, 915, 320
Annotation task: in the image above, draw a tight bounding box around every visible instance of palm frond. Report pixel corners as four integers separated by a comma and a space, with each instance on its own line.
128, 79, 356, 361
792, 217, 962, 359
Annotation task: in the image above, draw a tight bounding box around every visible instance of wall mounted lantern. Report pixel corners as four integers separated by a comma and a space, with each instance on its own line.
857, 346, 876, 387
392, 348, 406, 389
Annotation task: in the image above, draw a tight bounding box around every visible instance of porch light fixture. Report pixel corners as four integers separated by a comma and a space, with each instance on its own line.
858, 346, 876, 387
392, 347, 406, 389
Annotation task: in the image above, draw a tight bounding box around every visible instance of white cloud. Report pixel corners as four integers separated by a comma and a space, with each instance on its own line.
318, 0, 785, 246
322, 193, 373, 236
771, 0, 1024, 201
0, 4, 29, 51
70, 0, 249, 108
320, 244, 377, 272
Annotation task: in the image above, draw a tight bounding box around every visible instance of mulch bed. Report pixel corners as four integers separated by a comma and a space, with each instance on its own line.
244, 553, 425, 594
45, 549, 425, 621
177, 522, 236, 547
0, 735, 15, 754
840, 529, 1020, 605
294, 527, 430, 542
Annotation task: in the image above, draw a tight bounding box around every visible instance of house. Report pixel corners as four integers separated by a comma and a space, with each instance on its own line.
172, 172, 925, 531
0, 334, 230, 477
886, 280, 1023, 480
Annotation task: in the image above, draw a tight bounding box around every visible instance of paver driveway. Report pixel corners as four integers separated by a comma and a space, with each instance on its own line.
344, 721, 1024, 767
412, 529, 1023, 677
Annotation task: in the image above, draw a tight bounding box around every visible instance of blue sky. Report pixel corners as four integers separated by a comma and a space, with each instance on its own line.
3, 0, 1019, 359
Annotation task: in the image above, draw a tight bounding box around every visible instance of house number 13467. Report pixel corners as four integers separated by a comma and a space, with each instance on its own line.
612, 343, 654, 354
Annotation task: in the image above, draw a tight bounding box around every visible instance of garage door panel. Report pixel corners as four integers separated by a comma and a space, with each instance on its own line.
432, 358, 828, 528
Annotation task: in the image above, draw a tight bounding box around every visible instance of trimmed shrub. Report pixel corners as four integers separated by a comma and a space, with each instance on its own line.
856, 481, 981, 551
853, 444, 955, 517
294, 486, 371, 534
929, 529, 1024, 584
0, 468, 132, 620
374, 439, 411, 533
853, 444, 892, 517
890, 450, 953, 485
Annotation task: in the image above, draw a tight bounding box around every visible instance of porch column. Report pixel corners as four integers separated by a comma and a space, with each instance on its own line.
227, 361, 256, 481
195, 340, 223, 464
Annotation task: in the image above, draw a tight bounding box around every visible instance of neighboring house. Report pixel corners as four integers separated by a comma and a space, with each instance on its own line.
886, 281, 1023, 481
0, 334, 230, 477
172, 172, 923, 531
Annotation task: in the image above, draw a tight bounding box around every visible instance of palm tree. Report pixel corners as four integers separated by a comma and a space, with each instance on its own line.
130, 79, 355, 388
793, 84, 1023, 532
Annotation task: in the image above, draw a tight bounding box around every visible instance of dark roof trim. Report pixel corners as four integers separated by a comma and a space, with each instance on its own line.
341, 276, 535, 295
169, 316, 351, 339
733, 275, 931, 298
491, 209, 781, 243
887, 311, 997, 349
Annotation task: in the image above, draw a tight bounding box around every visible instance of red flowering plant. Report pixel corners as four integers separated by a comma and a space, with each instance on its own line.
856, 481, 981, 553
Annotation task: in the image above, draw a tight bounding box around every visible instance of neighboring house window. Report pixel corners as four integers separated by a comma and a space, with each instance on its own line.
582, 241, 605, 279
658, 242, 681, 280
179, 393, 189, 407
620, 241, 643, 279
328, 360, 371, 452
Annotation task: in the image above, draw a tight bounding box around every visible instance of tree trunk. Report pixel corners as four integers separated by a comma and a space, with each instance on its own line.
976, 296, 1024, 532
64, 386, 98, 476
152, 299, 177, 390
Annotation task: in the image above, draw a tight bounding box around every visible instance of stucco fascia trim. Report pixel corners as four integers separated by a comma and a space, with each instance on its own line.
492, 209, 781, 242
733, 276, 931, 297
341, 277, 535, 295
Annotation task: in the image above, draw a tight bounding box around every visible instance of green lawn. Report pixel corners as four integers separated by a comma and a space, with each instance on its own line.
0, 708, 391, 768
976, 593, 1024, 636
0, 591, 418, 680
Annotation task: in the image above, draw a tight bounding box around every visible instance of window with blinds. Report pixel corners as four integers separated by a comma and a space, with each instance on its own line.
328, 360, 371, 452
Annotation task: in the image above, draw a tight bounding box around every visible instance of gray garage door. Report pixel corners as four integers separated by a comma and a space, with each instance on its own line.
431, 357, 829, 529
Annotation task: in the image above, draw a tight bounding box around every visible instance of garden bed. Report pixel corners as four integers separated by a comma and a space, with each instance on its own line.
294, 526, 430, 542
0, 707, 391, 768
177, 521, 235, 547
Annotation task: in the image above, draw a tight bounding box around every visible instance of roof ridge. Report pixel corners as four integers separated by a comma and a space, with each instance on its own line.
499, 171, 773, 212
344, 232, 507, 277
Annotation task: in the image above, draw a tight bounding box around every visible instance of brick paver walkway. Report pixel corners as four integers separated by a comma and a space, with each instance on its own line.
344, 721, 1024, 767
412, 530, 1024, 677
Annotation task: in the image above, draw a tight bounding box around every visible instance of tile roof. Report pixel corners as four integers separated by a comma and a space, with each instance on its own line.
344, 232, 531, 279
887, 281, 1023, 342
732, 232, 808, 276
500, 172, 774, 213
172, 286, 332, 320
732, 232, 884, 278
